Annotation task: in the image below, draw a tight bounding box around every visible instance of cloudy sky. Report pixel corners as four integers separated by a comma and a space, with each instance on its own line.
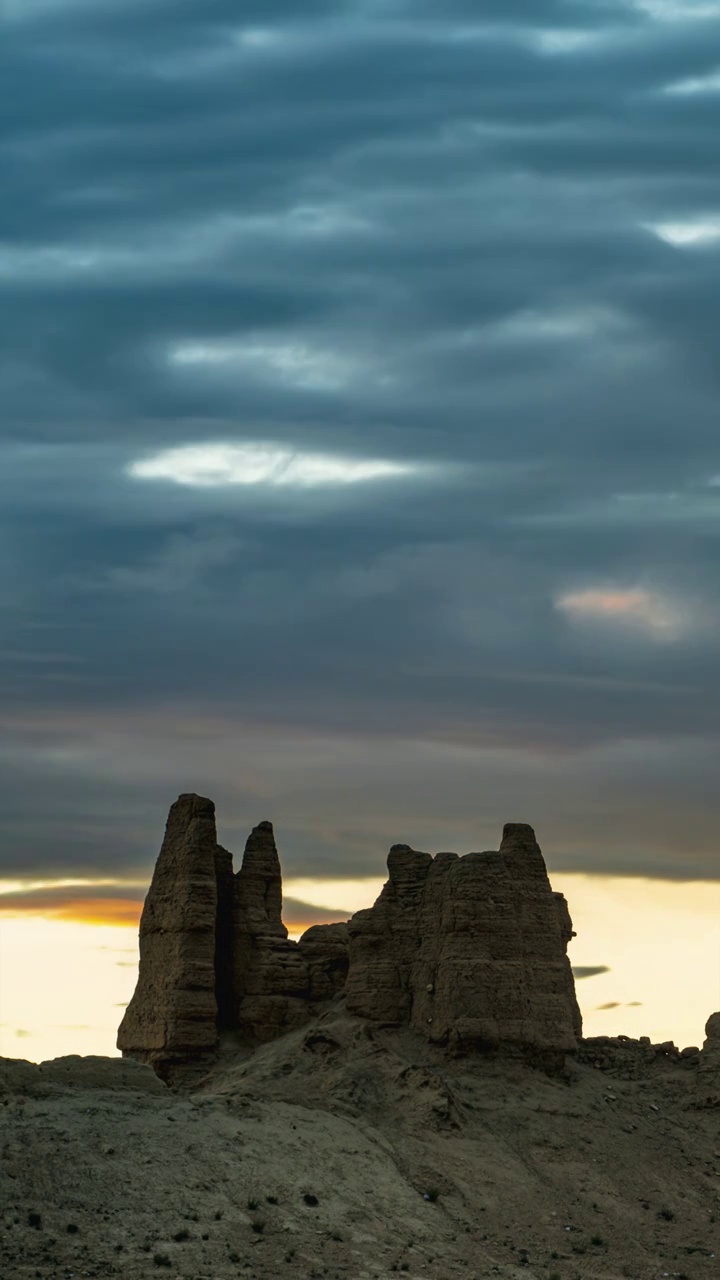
2, 0, 720, 1056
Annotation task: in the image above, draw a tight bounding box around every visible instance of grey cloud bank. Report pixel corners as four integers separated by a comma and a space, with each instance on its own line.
2, 0, 720, 884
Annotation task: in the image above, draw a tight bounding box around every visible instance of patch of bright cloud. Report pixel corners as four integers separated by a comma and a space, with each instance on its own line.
647, 220, 720, 246
555, 587, 685, 639
487, 305, 629, 344
532, 29, 605, 54
128, 443, 420, 489
637, 0, 720, 19
170, 340, 361, 391
664, 68, 720, 95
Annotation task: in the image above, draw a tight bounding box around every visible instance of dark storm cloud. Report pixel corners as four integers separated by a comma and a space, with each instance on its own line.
2, 1, 720, 884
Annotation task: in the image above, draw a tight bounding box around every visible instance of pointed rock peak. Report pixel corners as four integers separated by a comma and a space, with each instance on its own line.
235, 819, 285, 936
387, 844, 433, 890
499, 821, 549, 880
500, 822, 539, 851
241, 820, 280, 868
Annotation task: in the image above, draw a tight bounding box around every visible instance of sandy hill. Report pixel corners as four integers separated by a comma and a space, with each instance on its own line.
2, 1012, 719, 1280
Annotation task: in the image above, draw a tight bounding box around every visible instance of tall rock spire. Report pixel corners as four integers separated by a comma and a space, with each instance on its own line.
117, 793, 220, 1079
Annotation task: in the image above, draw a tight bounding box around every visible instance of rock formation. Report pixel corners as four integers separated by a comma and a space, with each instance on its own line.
345, 823, 581, 1060
119, 797, 581, 1079
119, 796, 349, 1078
232, 820, 314, 1041
696, 1011, 720, 1107
117, 794, 222, 1078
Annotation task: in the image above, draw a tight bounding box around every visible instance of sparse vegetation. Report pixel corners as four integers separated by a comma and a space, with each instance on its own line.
247, 1196, 260, 1211
172, 1228, 190, 1242
658, 1207, 675, 1221
251, 1217, 265, 1233
153, 1252, 171, 1268
591, 1233, 607, 1247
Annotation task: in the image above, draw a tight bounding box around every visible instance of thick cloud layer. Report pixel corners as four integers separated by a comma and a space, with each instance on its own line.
2, 0, 720, 883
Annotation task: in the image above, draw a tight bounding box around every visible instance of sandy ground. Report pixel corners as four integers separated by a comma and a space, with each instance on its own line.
1, 1009, 719, 1280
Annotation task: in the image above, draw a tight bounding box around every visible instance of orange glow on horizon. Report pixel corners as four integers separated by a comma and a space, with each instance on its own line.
0, 897, 144, 928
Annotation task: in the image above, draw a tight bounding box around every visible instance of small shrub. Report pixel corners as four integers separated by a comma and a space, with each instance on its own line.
247, 1197, 259, 1211
591, 1233, 607, 1247
303, 1193, 319, 1207
549, 1273, 561, 1280
214, 1210, 223, 1220
27, 1212, 42, 1230
66, 1224, 79, 1235
658, 1208, 675, 1221
266, 1195, 279, 1205
251, 1217, 265, 1234
153, 1253, 171, 1268
201, 1232, 209, 1240
228, 1251, 240, 1263
425, 1187, 440, 1203
172, 1229, 190, 1242
285, 1248, 296, 1261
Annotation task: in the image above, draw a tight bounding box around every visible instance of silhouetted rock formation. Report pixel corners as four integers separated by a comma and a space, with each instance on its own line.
696, 1011, 720, 1107
117, 794, 222, 1079
119, 797, 582, 1079
345, 824, 580, 1061
233, 821, 313, 1041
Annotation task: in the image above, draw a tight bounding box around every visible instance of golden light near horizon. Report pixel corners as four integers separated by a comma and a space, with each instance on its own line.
2, 873, 719, 1063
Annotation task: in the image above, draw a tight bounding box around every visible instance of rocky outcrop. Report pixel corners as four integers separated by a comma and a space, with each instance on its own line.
119, 798, 350, 1076
233, 821, 313, 1041
117, 794, 222, 1079
696, 1012, 720, 1107
298, 922, 351, 1001
119, 798, 581, 1079
345, 823, 581, 1060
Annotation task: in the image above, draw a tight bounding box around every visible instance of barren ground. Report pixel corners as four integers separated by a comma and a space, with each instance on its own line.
2, 1009, 719, 1280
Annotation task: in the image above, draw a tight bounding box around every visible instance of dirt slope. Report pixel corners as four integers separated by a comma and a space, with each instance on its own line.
2, 1009, 719, 1280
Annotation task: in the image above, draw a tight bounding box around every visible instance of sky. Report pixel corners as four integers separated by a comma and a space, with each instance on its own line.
2, 0, 720, 1059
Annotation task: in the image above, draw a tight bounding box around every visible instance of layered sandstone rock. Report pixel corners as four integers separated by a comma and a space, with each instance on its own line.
696, 1012, 720, 1107
117, 793, 221, 1079
299, 922, 351, 1001
119, 801, 350, 1074
233, 821, 312, 1041
345, 823, 581, 1059
119, 798, 580, 1079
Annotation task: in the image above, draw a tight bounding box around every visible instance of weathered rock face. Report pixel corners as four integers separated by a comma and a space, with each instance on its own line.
117, 794, 221, 1079
345, 823, 581, 1059
696, 1012, 720, 1107
119, 800, 350, 1074
119, 799, 581, 1079
299, 922, 351, 1001
233, 822, 312, 1041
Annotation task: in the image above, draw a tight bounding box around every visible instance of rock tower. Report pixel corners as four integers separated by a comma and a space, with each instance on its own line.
118, 795, 581, 1079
